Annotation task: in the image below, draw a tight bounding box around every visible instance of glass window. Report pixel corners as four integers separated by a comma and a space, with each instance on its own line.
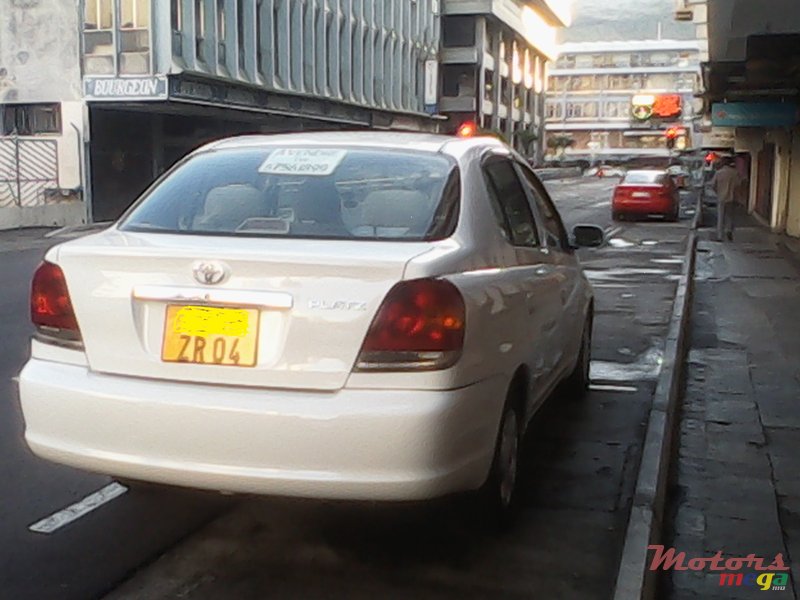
483, 159, 540, 247
517, 165, 569, 250
120, 148, 460, 242
85, 0, 113, 30
119, 0, 150, 28
442, 16, 475, 48
1, 104, 62, 135
622, 171, 667, 184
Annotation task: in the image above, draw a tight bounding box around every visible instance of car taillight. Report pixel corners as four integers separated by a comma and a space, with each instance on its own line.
356, 278, 465, 371
31, 261, 82, 346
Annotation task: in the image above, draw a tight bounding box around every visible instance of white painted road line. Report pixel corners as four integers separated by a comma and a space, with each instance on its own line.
28, 482, 128, 534
589, 384, 639, 393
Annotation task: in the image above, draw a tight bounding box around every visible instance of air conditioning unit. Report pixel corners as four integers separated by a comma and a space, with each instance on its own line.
675, 8, 694, 21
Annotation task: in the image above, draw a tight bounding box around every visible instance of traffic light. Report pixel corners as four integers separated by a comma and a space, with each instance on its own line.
665, 127, 679, 150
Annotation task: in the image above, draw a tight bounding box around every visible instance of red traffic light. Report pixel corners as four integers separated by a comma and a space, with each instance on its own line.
456, 121, 478, 138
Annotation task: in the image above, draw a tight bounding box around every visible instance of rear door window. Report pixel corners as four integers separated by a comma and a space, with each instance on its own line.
120, 147, 460, 241
516, 165, 570, 251
483, 158, 540, 248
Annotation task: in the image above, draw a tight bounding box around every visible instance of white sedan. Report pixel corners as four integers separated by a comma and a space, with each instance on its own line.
20, 132, 601, 519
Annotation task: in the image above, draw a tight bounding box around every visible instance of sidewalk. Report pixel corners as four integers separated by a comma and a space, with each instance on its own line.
665, 218, 800, 598
0, 227, 57, 254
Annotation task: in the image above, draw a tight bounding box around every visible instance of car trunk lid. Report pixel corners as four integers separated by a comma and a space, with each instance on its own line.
57, 230, 430, 391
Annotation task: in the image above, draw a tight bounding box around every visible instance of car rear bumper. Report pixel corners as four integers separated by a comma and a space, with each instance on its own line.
613, 198, 675, 214
19, 359, 505, 500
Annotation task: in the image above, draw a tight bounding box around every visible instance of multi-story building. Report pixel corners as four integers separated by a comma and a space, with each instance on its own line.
438, 0, 571, 161
675, 0, 709, 62
544, 39, 703, 163
0, 0, 570, 231
702, 0, 800, 238
0, 0, 442, 229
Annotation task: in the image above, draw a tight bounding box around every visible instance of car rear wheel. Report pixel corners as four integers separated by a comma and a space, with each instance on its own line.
474, 396, 523, 528
612, 211, 624, 222
667, 203, 680, 222
565, 312, 592, 397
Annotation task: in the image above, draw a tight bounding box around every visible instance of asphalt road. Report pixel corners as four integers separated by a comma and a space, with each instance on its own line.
0, 233, 231, 600
100, 178, 692, 600
0, 179, 695, 600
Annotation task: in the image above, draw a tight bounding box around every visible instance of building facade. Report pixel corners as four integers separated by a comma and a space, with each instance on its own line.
703, 0, 800, 238
0, 0, 570, 230
545, 39, 703, 163
0, 0, 442, 229
438, 0, 570, 161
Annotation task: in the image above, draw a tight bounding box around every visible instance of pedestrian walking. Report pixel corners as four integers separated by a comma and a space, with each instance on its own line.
711, 158, 744, 241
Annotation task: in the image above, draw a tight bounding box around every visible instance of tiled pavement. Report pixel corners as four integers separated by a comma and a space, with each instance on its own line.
665, 221, 800, 599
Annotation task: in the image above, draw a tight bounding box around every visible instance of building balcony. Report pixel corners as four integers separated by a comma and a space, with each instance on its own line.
708, 0, 800, 62
706, 0, 800, 103
441, 47, 481, 65
440, 96, 478, 112
444, 0, 561, 60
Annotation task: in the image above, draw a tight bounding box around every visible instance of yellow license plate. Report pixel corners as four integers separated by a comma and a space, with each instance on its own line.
162, 305, 260, 367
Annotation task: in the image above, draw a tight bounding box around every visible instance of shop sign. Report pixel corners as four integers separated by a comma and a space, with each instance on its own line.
632, 94, 683, 121
712, 103, 799, 128
84, 76, 168, 101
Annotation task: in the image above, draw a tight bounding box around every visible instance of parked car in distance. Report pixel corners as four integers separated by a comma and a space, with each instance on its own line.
612, 169, 680, 222
666, 164, 690, 188
585, 165, 625, 178
20, 132, 604, 524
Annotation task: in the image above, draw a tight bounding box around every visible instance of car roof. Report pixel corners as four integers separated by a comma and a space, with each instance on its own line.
205, 131, 506, 155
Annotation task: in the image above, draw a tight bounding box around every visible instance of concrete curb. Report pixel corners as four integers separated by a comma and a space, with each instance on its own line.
612, 217, 700, 599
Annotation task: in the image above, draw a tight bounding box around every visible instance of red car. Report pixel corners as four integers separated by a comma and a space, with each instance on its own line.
612, 170, 680, 221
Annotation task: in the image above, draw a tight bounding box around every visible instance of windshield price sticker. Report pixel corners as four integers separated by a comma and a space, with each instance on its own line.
259, 149, 347, 176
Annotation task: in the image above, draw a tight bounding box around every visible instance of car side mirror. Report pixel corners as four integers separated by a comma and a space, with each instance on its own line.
571, 225, 605, 248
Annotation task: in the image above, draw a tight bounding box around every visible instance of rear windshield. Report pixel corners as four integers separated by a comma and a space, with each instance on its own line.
622, 171, 666, 185
120, 147, 460, 241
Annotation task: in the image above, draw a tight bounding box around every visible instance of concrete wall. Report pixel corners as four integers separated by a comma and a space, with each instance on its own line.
54, 101, 84, 190
0, 2, 85, 230
771, 131, 792, 232
785, 130, 800, 238
736, 128, 796, 234
0, 0, 82, 103
0, 202, 84, 228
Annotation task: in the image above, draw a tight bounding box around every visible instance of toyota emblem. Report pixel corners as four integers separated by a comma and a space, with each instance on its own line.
192, 261, 230, 285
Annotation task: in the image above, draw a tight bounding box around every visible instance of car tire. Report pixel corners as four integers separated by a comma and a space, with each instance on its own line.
474, 393, 523, 529
612, 211, 624, 222
565, 312, 592, 397
667, 206, 680, 222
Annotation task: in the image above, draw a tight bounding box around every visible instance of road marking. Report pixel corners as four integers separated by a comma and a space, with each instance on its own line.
605, 226, 622, 239
28, 482, 128, 534
592, 200, 610, 208
590, 384, 639, 393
